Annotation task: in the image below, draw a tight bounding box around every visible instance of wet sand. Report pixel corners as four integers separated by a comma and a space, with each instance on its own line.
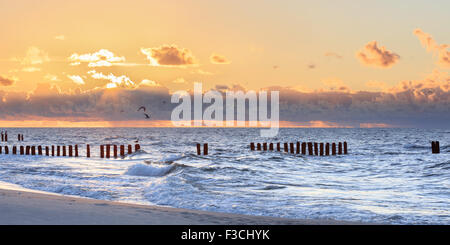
0, 188, 365, 225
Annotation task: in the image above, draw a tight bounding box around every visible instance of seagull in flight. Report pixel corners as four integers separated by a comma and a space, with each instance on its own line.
137, 106, 146, 112
144, 113, 151, 119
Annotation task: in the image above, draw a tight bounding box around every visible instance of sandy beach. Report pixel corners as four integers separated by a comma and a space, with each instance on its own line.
0, 187, 363, 225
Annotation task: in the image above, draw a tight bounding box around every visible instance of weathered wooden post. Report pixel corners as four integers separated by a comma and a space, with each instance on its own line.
302, 142, 306, 155
86, 144, 90, 158
307, 142, 313, 155
0, 146, 2, 154
62, 146, 66, 156
257, 143, 261, 151
250, 142, 255, 151
314, 142, 318, 156
18, 134, 20, 141
5, 146, 8, 154
38, 146, 42, 155
332, 143, 336, 155
128, 144, 132, 154
290, 143, 294, 154
344, 142, 348, 154
20, 146, 24, 155
57, 146, 60, 156
52, 145, 55, 156
68, 145, 73, 157
21, 135, 24, 141
320, 143, 324, 156
203, 143, 208, 155
338, 142, 343, 155
135, 144, 140, 152
432, 141, 440, 154
75, 145, 78, 157
12, 146, 17, 154
197, 143, 201, 155
269, 143, 274, 151
113, 145, 118, 158
106, 145, 110, 158
31, 146, 35, 155
100, 145, 105, 158
284, 143, 288, 153
26, 146, 30, 155
296, 142, 300, 154
263, 143, 267, 151
5, 132, 7, 142
120, 145, 125, 157
1, 132, 3, 142
45, 146, 49, 156
276, 143, 281, 151
325, 143, 330, 156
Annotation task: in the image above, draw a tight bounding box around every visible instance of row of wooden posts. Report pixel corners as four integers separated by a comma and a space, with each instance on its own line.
196, 143, 208, 155
250, 142, 348, 156
1, 132, 8, 142
0, 144, 141, 158
0, 133, 24, 142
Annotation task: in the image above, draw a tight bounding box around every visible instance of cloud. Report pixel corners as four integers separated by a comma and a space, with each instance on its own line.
356, 41, 400, 68
67, 75, 85, 85
141, 45, 197, 67
172, 78, 186, 84
88, 70, 136, 89
365, 80, 388, 91
21, 67, 41, 72
413, 28, 450, 68
0, 69, 448, 128
54, 35, 65, 40
44, 74, 61, 82
69, 49, 126, 67
322, 77, 350, 92
210, 53, 231, 64
325, 52, 343, 59
191, 69, 214, 75
139, 79, 160, 88
0, 76, 15, 86
0, 83, 172, 122
14, 47, 50, 65
307, 64, 316, 69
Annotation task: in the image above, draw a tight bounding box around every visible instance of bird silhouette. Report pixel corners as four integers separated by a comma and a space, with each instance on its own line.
144, 113, 151, 119
137, 106, 146, 112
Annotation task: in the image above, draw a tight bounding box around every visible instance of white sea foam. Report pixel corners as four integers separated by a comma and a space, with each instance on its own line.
125, 163, 175, 177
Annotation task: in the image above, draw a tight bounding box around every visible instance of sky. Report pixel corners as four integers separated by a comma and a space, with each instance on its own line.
0, 0, 449, 128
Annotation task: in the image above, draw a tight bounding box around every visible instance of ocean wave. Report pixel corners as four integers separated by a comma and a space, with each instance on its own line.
259, 185, 286, 190
404, 144, 429, 150
427, 161, 450, 170
124, 163, 176, 177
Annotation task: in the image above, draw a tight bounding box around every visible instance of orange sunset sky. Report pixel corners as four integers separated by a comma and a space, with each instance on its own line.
0, 0, 449, 128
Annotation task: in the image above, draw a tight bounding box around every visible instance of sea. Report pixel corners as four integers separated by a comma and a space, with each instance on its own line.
0, 127, 448, 224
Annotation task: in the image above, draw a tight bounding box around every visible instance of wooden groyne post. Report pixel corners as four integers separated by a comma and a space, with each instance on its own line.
100, 145, 104, 158
432, 141, 440, 154
120, 145, 125, 157
86, 144, 90, 158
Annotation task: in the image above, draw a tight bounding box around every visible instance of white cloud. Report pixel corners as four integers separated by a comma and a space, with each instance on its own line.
69, 49, 125, 67
67, 75, 85, 85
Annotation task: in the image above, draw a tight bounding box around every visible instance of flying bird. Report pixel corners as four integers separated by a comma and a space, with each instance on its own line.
137, 106, 146, 112
144, 113, 151, 119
